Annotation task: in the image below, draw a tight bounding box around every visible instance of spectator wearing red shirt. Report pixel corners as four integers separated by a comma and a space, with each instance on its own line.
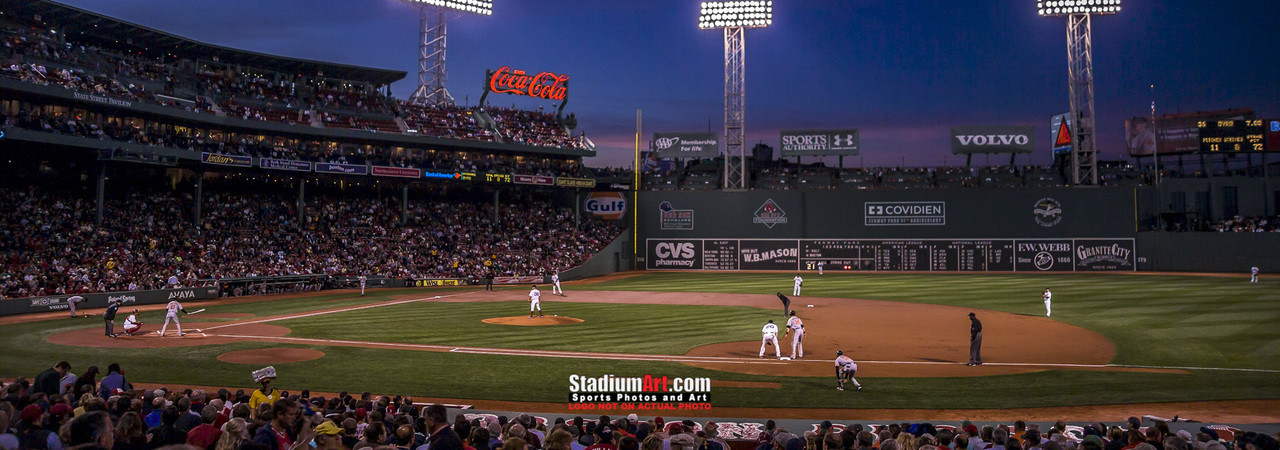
185, 404, 222, 449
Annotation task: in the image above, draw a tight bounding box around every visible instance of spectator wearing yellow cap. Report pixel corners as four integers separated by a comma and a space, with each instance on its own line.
313, 420, 345, 450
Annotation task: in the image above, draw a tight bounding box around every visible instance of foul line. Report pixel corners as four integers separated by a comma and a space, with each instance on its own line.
200, 291, 480, 332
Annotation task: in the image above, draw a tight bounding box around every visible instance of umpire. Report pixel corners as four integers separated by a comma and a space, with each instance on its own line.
104, 299, 120, 338
966, 312, 982, 366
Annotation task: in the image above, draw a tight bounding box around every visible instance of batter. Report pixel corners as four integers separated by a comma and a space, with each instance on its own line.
835, 350, 862, 391
760, 319, 781, 358
159, 300, 188, 337
529, 285, 543, 318
785, 311, 805, 359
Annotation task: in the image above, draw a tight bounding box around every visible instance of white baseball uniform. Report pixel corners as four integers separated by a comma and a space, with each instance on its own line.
835, 355, 861, 389
529, 288, 542, 316
1252, 267, 1259, 283
552, 274, 563, 295
66, 295, 85, 317
786, 315, 805, 358
160, 300, 183, 336
793, 275, 803, 296
358, 276, 367, 295
760, 322, 781, 358
1044, 289, 1052, 317
123, 313, 140, 335
818, 262, 824, 275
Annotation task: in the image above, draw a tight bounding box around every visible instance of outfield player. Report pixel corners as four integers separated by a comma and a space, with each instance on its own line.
66, 295, 86, 317
529, 285, 543, 318
552, 271, 564, 296
784, 311, 805, 359
835, 350, 862, 391
159, 299, 188, 337
1043, 288, 1052, 317
1252, 266, 1259, 283
358, 275, 367, 296
123, 309, 142, 336
793, 274, 803, 296
817, 262, 824, 275
760, 320, 781, 358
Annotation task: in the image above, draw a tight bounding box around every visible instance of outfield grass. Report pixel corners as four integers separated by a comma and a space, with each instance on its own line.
1, 273, 1278, 409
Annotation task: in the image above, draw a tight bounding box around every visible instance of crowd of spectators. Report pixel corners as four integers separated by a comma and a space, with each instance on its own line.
1209, 216, 1280, 233
3, 362, 1278, 450
0, 175, 622, 299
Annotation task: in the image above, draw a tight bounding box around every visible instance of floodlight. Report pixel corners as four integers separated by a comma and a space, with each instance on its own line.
1036, 0, 1120, 17
404, 0, 493, 16
698, 1, 773, 30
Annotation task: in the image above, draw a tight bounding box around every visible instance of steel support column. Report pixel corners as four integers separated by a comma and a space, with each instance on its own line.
409, 6, 454, 107
1066, 13, 1099, 186
723, 26, 746, 190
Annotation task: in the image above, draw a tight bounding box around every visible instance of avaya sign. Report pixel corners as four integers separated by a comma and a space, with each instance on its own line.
950, 126, 1035, 154
487, 66, 569, 101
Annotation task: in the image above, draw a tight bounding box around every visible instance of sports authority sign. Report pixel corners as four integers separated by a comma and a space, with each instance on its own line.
950, 126, 1035, 154
779, 129, 860, 156
652, 132, 719, 159
585, 192, 626, 220
486, 66, 569, 101
864, 202, 945, 226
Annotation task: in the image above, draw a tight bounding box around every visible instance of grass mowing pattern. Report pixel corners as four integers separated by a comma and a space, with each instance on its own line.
1, 275, 1278, 409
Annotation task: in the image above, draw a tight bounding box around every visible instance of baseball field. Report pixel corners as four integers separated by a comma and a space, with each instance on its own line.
3, 271, 1278, 420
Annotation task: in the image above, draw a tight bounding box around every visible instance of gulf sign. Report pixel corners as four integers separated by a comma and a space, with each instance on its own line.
585, 192, 627, 220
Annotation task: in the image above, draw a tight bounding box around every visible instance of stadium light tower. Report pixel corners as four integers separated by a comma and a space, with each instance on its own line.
1038, 0, 1120, 186
401, 0, 492, 108
699, 1, 772, 190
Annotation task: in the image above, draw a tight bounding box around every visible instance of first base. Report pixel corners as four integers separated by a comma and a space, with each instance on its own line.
780, 357, 792, 361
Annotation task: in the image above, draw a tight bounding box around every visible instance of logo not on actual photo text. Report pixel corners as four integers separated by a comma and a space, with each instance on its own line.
752, 199, 789, 229
1033, 198, 1063, 227
568, 374, 711, 411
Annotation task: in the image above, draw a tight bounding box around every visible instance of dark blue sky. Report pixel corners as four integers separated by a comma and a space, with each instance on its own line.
58, 0, 1280, 168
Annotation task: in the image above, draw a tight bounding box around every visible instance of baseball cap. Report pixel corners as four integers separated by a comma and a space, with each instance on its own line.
654, 417, 664, 428
20, 404, 43, 422
1022, 430, 1041, 440
314, 421, 341, 436
968, 312, 976, 317
50, 403, 72, 416
836, 351, 843, 356
1084, 435, 1106, 448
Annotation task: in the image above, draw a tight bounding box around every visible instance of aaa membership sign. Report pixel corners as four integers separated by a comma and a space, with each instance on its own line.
568, 374, 711, 411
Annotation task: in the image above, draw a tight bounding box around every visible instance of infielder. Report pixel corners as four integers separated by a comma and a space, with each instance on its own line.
1252, 266, 1259, 283
529, 285, 543, 318
1043, 288, 1052, 317
760, 319, 781, 358
67, 295, 86, 318
793, 274, 803, 296
159, 299, 188, 337
358, 275, 367, 296
123, 309, 143, 336
552, 271, 564, 296
835, 350, 862, 391
784, 311, 805, 359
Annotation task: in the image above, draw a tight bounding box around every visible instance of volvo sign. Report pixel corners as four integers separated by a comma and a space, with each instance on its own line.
951, 126, 1035, 154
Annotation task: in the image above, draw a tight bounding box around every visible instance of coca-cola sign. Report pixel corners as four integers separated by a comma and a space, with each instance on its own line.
487, 66, 569, 101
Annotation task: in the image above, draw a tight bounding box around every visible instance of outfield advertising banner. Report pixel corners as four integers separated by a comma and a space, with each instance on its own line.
201, 152, 253, 167
260, 158, 312, 172
0, 287, 218, 316
315, 163, 369, 175
556, 177, 597, 188
1050, 113, 1073, 155
585, 192, 627, 220
372, 166, 422, 178
647, 238, 1134, 272
779, 129, 860, 156
514, 175, 555, 186
950, 126, 1035, 154
652, 132, 719, 159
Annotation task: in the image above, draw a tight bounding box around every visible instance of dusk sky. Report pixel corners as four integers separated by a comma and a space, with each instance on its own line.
56, 0, 1280, 169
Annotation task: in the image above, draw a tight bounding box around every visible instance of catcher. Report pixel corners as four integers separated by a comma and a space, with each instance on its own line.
122, 309, 143, 336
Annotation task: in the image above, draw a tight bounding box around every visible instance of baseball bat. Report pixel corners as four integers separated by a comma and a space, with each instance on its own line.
187, 308, 206, 315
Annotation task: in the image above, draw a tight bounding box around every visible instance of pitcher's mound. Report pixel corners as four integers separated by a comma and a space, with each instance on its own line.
483, 316, 584, 326
218, 348, 325, 364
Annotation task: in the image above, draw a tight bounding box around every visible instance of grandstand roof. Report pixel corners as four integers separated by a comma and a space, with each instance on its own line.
4, 0, 408, 86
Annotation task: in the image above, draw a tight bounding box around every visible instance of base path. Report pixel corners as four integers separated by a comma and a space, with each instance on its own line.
482, 316, 585, 326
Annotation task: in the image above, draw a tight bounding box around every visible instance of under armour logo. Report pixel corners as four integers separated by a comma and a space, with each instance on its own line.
833, 134, 856, 146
